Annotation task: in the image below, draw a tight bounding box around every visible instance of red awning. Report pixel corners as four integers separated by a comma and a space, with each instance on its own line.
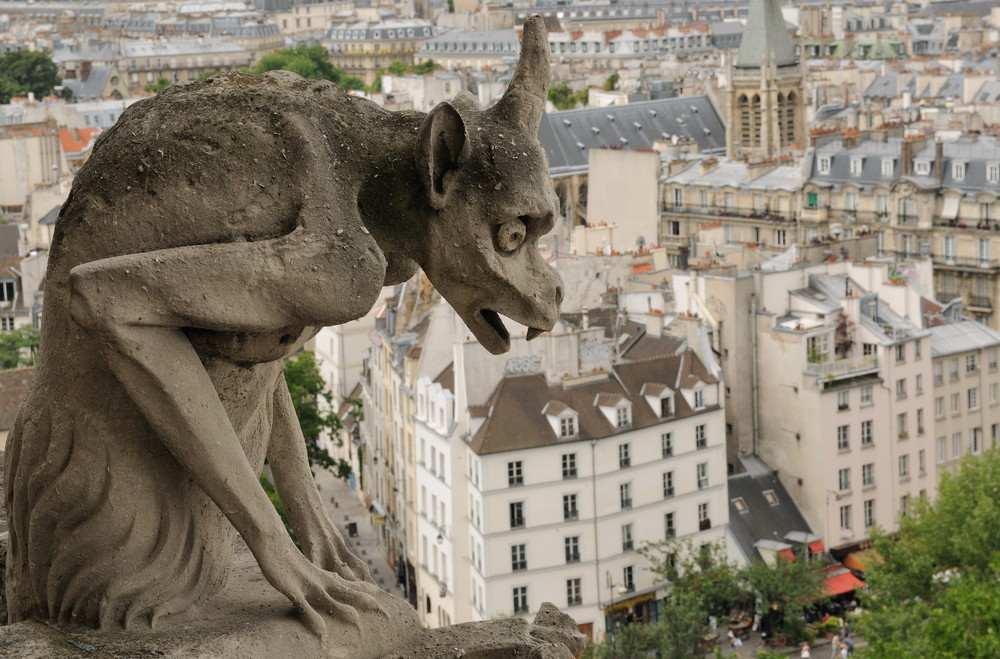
808, 540, 825, 554
778, 549, 795, 562
824, 572, 865, 596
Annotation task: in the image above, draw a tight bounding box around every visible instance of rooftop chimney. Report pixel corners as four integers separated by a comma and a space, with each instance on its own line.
935, 140, 944, 184
80, 60, 92, 83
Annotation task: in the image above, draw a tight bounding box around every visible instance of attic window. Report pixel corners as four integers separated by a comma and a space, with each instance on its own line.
914, 160, 931, 176
881, 158, 894, 177
690, 105, 698, 113
660, 397, 673, 418
818, 156, 831, 175
850, 157, 863, 176
649, 109, 657, 117
560, 416, 577, 437
988, 163, 1000, 184
592, 126, 600, 134
952, 162, 966, 181
732, 497, 748, 513
616, 406, 631, 428
633, 122, 642, 130
762, 489, 780, 506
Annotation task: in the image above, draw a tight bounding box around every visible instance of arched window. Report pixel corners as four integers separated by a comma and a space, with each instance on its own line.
738, 94, 750, 150
786, 92, 797, 146
777, 93, 787, 146
750, 94, 761, 147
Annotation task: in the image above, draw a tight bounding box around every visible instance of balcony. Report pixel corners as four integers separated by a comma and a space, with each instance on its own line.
806, 355, 880, 382
930, 254, 1000, 271
970, 296, 993, 310
661, 204, 796, 223
897, 214, 919, 228
933, 218, 1000, 232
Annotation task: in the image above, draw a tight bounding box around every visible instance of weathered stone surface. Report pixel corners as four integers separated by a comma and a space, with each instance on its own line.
4, 14, 570, 658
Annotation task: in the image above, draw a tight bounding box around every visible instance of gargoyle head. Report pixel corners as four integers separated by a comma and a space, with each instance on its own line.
414, 16, 563, 355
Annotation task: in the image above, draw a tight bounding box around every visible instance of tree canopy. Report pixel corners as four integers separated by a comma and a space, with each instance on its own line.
251, 46, 364, 91
0, 325, 40, 370
0, 51, 60, 103
283, 350, 353, 480
857, 448, 1000, 658
547, 84, 588, 111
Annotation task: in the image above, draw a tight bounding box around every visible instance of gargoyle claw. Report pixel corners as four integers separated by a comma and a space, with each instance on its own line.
526, 327, 545, 341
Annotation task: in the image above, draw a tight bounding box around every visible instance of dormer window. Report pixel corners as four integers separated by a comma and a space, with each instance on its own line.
560, 416, 576, 437
693, 389, 705, 410
642, 382, 673, 418
952, 162, 966, 181
914, 160, 931, 176
988, 163, 1000, 184
660, 397, 673, 418
881, 158, 894, 177
818, 156, 831, 175
616, 406, 631, 428
543, 401, 579, 439
850, 157, 863, 176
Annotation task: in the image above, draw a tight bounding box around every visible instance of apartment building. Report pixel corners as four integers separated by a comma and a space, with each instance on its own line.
324, 20, 435, 87
118, 38, 254, 89
672, 260, 938, 553
805, 133, 1000, 328
929, 321, 1000, 472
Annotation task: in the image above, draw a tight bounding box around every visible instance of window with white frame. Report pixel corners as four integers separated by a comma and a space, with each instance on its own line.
664, 511, 676, 538
988, 163, 1000, 184
934, 362, 943, 384
937, 436, 946, 463
661, 432, 673, 457
952, 392, 960, 412
696, 462, 708, 489
623, 565, 635, 591
861, 420, 873, 446
990, 349, 998, 370
953, 162, 966, 181
914, 160, 930, 176
863, 499, 875, 528
838, 467, 851, 491
618, 443, 631, 468
511, 544, 527, 571
774, 229, 787, 246
915, 374, 923, 394
970, 427, 982, 454
898, 412, 908, 437
693, 389, 705, 409
899, 453, 909, 478
845, 191, 857, 211
508, 461, 523, 486
896, 378, 907, 398
560, 416, 577, 437
663, 470, 674, 497
992, 383, 998, 405
698, 502, 710, 529
563, 494, 578, 520
818, 156, 831, 174
621, 523, 634, 551
619, 483, 632, 509
919, 449, 926, 473
950, 358, 959, 379
862, 463, 874, 487
695, 424, 707, 449
562, 453, 577, 479
953, 432, 962, 458
850, 157, 863, 176
565, 536, 580, 563
876, 193, 888, 214
860, 385, 872, 405
969, 387, 980, 411
837, 425, 849, 450
881, 159, 894, 177
840, 504, 852, 533
967, 354, 979, 372
838, 390, 849, 410
935, 396, 944, 417
513, 586, 528, 614
566, 578, 582, 606
616, 405, 631, 428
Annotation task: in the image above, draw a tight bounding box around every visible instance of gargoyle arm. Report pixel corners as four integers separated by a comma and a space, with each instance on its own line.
267, 376, 376, 586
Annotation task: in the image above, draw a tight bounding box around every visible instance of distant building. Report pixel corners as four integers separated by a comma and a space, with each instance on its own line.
325, 20, 434, 87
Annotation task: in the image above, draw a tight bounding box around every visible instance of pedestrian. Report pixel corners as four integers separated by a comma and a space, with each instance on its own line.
839, 642, 849, 659
829, 633, 840, 659
733, 636, 743, 649
801, 641, 811, 658
844, 635, 855, 655
728, 629, 736, 647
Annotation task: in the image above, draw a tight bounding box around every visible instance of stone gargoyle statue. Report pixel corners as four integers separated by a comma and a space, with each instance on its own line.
4, 15, 577, 657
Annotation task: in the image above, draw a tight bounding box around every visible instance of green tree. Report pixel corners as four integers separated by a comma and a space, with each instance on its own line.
602, 72, 619, 91
641, 539, 743, 618
0, 77, 25, 104
547, 84, 588, 111
283, 350, 353, 479
144, 77, 172, 94
742, 548, 828, 641
252, 45, 364, 90
0, 325, 40, 369
0, 51, 60, 99
857, 448, 1000, 658
386, 60, 410, 75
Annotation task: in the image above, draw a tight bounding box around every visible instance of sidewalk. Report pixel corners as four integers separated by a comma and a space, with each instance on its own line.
313, 468, 407, 601
706, 625, 866, 658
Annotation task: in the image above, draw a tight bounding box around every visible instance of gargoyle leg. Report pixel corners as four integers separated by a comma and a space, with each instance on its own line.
267, 376, 377, 587
66, 234, 387, 635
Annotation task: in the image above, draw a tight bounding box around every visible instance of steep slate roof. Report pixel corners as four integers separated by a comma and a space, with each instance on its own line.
735, 0, 796, 68
61, 66, 114, 102
728, 457, 814, 562
467, 351, 717, 455
538, 97, 726, 175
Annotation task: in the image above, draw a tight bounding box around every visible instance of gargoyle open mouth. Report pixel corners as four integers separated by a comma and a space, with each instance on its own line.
480, 309, 510, 350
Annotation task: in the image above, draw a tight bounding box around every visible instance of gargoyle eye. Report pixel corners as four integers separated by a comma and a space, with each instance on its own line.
495, 217, 527, 254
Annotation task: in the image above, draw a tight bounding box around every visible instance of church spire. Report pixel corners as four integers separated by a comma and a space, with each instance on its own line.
735, 0, 796, 69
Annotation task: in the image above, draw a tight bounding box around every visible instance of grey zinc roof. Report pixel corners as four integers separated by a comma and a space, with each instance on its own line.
62, 66, 113, 102
735, 0, 796, 68
728, 460, 814, 563
865, 73, 900, 99
538, 96, 725, 175
930, 321, 1000, 357
973, 81, 1000, 103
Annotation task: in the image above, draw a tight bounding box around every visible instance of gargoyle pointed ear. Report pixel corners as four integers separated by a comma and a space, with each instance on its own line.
451, 90, 480, 115
415, 101, 470, 210
492, 15, 550, 131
